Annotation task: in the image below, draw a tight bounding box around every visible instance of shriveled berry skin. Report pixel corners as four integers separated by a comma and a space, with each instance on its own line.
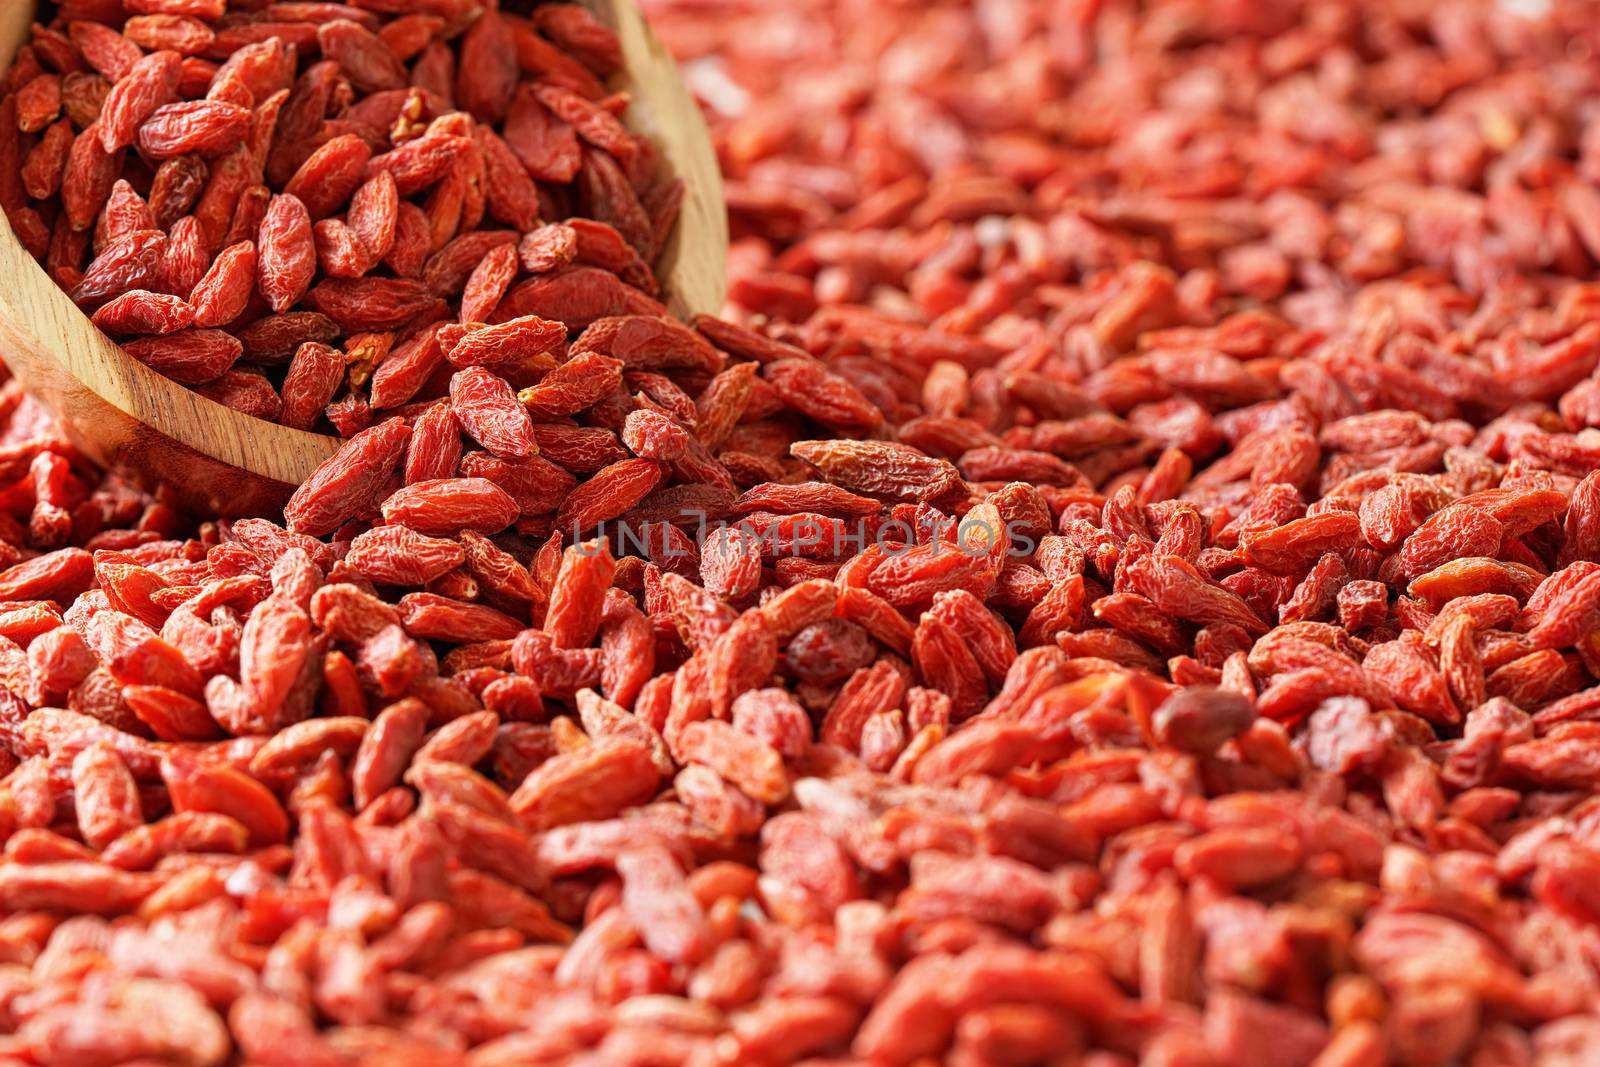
12, 0, 680, 438
784, 619, 876, 686
449, 366, 536, 460
8, 1, 1600, 1065
379, 478, 519, 537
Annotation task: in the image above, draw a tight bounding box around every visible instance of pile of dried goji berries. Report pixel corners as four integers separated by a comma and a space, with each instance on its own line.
4, 0, 675, 429
3, 0, 1600, 1063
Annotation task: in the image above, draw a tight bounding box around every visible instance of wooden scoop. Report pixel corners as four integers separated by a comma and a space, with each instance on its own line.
0, 0, 726, 516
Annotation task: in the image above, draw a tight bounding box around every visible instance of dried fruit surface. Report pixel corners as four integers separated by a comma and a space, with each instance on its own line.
2, 0, 1600, 1064
14, 0, 676, 437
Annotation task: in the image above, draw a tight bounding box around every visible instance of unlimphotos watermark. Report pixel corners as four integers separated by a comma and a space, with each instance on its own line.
568, 511, 1040, 560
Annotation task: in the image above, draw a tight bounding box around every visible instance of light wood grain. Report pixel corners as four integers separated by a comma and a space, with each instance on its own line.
595, 0, 727, 320
0, 0, 725, 517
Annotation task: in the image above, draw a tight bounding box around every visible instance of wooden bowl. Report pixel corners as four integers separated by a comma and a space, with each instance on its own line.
0, 0, 726, 517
